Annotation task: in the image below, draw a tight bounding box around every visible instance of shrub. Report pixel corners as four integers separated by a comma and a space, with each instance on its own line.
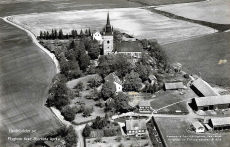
118, 143, 124, 147
61, 106, 75, 122
94, 137, 102, 143
184, 74, 189, 79
115, 136, 122, 142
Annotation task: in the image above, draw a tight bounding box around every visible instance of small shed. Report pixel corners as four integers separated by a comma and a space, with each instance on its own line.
192, 121, 205, 133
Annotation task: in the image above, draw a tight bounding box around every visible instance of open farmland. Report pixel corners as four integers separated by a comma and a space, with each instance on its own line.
163, 32, 230, 87
0, 0, 142, 17
0, 19, 61, 146
155, 117, 230, 147
10, 8, 216, 44
156, 0, 230, 25
130, 0, 204, 6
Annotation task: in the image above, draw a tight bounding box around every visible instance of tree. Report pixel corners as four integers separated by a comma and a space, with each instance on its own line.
74, 81, 84, 91
61, 106, 75, 121
88, 28, 91, 36
113, 92, 131, 112
88, 41, 100, 59
82, 124, 91, 137
64, 126, 77, 147
39, 31, 43, 39
79, 53, 90, 71
113, 30, 122, 42
123, 71, 142, 92
134, 63, 151, 81
59, 29, 64, 39
80, 29, 84, 37
101, 82, 116, 100
54, 29, 58, 39
83, 107, 93, 117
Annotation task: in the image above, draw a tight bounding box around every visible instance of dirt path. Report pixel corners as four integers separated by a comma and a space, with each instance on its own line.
1, 17, 60, 73
75, 124, 86, 147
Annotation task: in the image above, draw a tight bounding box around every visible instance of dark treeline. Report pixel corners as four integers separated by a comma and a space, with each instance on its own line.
38, 28, 92, 40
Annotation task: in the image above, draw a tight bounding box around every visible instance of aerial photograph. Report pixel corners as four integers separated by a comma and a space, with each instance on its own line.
0, 0, 230, 147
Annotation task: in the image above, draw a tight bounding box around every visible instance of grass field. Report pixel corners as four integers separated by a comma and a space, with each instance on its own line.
156, 0, 230, 24
0, 0, 142, 17
150, 89, 197, 111
155, 117, 230, 147
10, 8, 215, 44
0, 19, 61, 146
130, 0, 204, 6
163, 32, 230, 87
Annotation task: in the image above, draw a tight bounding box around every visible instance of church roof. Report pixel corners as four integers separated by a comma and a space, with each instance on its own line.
116, 42, 143, 52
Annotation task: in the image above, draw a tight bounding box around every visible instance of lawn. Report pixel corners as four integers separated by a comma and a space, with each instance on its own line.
163, 32, 230, 87
10, 7, 215, 44
155, 117, 230, 147
0, 19, 61, 146
156, 0, 230, 24
86, 136, 152, 147
150, 89, 197, 111
66, 74, 99, 89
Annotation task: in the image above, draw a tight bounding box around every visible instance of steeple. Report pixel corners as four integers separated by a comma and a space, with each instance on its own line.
106, 12, 110, 26
105, 12, 112, 35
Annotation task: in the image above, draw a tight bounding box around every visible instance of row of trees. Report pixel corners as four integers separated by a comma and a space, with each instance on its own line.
39, 28, 92, 40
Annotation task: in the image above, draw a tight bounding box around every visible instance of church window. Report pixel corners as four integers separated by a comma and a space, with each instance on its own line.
107, 40, 110, 44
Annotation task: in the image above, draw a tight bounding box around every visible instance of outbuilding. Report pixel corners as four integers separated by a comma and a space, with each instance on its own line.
209, 117, 230, 131
190, 78, 219, 97
192, 121, 205, 133
192, 95, 230, 111
139, 101, 152, 113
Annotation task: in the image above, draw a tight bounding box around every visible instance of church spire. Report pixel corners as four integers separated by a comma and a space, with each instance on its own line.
106, 12, 110, 26
105, 12, 112, 35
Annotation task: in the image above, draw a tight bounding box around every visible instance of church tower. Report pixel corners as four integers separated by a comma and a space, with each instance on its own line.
103, 13, 114, 55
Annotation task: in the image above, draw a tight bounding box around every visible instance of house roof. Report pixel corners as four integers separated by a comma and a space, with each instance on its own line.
194, 95, 230, 107
192, 121, 204, 129
116, 42, 142, 53
139, 101, 151, 107
104, 73, 122, 85
191, 78, 219, 97
211, 117, 230, 127
126, 119, 147, 130
165, 82, 185, 90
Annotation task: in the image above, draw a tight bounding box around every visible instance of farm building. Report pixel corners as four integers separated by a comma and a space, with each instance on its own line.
192, 121, 205, 133
190, 78, 219, 97
139, 101, 152, 113
126, 119, 147, 136
104, 72, 122, 93
209, 117, 230, 131
192, 95, 230, 111
164, 82, 185, 90
115, 42, 142, 62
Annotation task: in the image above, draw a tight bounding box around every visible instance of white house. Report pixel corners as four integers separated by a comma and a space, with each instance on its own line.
92, 31, 103, 44
126, 119, 147, 136
192, 121, 205, 133
104, 73, 122, 93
